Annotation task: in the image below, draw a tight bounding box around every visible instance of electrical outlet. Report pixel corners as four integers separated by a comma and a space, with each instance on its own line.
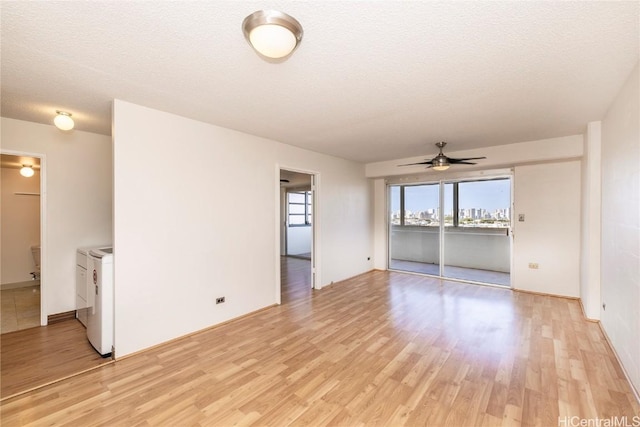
518, 214, 525, 222
528, 263, 539, 269
216, 297, 225, 304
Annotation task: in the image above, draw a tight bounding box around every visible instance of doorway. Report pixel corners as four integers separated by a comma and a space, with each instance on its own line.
278, 169, 317, 302
1, 153, 43, 333
388, 176, 512, 287
0, 150, 112, 399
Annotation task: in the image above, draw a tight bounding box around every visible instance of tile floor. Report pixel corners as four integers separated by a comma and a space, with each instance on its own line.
1, 284, 41, 334
389, 259, 511, 286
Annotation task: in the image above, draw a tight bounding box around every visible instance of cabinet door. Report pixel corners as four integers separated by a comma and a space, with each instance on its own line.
76, 267, 87, 308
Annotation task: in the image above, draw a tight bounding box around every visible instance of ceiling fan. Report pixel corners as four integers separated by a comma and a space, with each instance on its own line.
400, 142, 486, 171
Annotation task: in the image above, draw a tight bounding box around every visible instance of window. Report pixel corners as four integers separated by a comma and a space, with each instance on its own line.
389, 178, 510, 229
404, 184, 439, 226
288, 191, 312, 226
457, 179, 510, 228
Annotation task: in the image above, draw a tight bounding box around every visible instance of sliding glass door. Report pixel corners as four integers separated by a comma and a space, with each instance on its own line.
389, 177, 511, 286
389, 183, 440, 275
442, 179, 511, 286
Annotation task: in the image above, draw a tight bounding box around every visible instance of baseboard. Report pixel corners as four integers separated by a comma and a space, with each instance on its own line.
597, 321, 640, 405
322, 269, 378, 289
116, 304, 278, 361
47, 311, 76, 324
285, 254, 312, 260
578, 298, 600, 323
1, 280, 40, 290
512, 288, 581, 300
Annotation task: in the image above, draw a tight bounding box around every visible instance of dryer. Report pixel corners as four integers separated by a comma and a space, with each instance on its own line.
86, 247, 113, 357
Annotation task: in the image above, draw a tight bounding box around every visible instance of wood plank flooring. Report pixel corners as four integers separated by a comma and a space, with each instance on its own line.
1, 257, 638, 426
1, 318, 112, 398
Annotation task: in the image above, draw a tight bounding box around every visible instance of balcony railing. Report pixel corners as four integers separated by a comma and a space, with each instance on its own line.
390, 225, 511, 285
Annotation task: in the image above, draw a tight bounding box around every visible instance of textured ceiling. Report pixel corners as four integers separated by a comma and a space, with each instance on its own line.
1, 1, 638, 163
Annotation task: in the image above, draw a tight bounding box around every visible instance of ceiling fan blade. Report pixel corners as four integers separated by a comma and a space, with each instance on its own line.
399, 161, 433, 166
280, 179, 290, 183
447, 156, 486, 162
450, 161, 478, 165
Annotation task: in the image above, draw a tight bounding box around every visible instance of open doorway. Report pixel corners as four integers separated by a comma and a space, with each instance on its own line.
1, 154, 42, 333
279, 169, 316, 303
0, 149, 112, 399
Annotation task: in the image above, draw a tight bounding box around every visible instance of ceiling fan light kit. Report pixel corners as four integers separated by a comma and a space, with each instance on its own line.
400, 142, 486, 171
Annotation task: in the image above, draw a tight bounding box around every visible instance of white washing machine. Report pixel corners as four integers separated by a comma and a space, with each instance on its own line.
86, 247, 114, 357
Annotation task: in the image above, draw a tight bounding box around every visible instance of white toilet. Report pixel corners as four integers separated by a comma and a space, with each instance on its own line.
31, 245, 41, 280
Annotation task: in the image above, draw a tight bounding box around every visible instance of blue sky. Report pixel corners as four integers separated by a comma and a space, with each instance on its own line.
390, 179, 510, 212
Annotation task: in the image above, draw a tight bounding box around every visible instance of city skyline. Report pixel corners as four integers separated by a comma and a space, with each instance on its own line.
390, 179, 511, 213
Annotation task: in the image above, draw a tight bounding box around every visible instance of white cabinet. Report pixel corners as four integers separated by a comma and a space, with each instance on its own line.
76, 249, 88, 327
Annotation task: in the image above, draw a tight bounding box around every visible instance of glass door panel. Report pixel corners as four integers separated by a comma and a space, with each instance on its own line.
389, 183, 440, 275
442, 179, 511, 286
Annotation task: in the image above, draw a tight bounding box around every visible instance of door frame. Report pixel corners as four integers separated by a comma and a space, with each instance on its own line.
1, 149, 47, 326
275, 165, 320, 304
387, 172, 513, 288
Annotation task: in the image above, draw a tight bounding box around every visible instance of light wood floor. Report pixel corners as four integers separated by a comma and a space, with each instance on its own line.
1, 258, 638, 426
1, 318, 112, 398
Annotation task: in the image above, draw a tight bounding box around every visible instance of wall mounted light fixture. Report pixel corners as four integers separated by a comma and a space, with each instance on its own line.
242, 10, 303, 60
20, 165, 35, 178
54, 110, 74, 131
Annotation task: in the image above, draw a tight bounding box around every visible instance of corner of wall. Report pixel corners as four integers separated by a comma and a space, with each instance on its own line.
579, 121, 602, 320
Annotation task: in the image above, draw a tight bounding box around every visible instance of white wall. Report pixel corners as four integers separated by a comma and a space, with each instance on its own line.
287, 226, 311, 255
113, 100, 372, 357
512, 161, 581, 297
580, 121, 602, 319
1, 118, 113, 317
600, 63, 639, 393
366, 135, 583, 178
276, 143, 373, 287
1, 167, 40, 285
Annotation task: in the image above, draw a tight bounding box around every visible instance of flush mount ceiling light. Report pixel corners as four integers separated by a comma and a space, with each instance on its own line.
54, 110, 74, 131
242, 10, 303, 60
20, 165, 35, 178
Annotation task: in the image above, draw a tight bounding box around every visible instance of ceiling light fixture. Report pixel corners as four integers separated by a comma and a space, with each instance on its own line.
20, 165, 35, 178
242, 10, 303, 60
431, 158, 450, 171
54, 110, 74, 131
